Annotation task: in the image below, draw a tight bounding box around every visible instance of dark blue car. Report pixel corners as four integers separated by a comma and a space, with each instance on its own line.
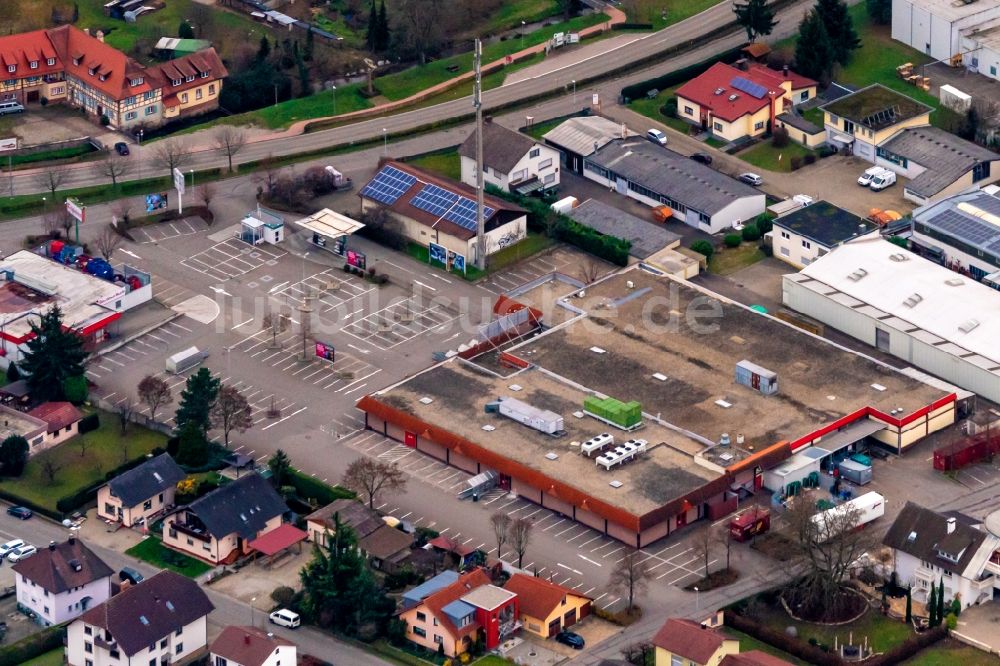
556, 630, 585, 649
6, 507, 32, 520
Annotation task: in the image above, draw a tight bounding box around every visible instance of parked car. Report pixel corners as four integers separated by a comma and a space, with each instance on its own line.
857, 166, 888, 187
119, 567, 144, 585
0, 539, 24, 559
114, 142, 130, 156
646, 129, 668, 146
870, 170, 897, 191
7, 544, 36, 562
0, 101, 24, 116
739, 172, 763, 186
690, 152, 713, 165
269, 609, 300, 628
556, 630, 585, 649
6, 506, 32, 520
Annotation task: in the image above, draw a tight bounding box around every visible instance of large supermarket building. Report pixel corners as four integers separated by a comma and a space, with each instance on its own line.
358, 270, 955, 547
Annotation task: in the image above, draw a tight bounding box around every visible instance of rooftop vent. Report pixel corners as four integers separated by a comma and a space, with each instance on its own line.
959, 318, 980, 333
139, 615, 149, 626
652, 373, 668, 381
946, 278, 964, 286
847, 268, 868, 281
714, 87, 725, 95
69, 559, 82, 572
609, 480, 623, 488
419, 396, 434, 404
590, 346, 607, 354
481, 425, 495, 431
728, 94, 739, 101
907, 530, 917, 542
165, 600, 175, 611
871, 383, 887, 391
889, 253, 909, 262
903, 293, 923, 307
545, 452, 559, 460
508, 384, 522, 392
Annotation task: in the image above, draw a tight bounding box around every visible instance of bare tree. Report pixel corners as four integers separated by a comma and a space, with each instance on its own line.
210, 384, 253, 447
40, 457, 61, 485
95, 225, 122, 261
609, 550, 651, 613
33, 169, 66, 200
694, 524, 714, 579
262, 311, 290, 348
77, 432, 88, 458
785, 495, 880, 620
138, 375, 172, 423
118, 398, 134, 437
111, 200, 134, 229
42, 209, 62, 237
621, 641, 654, 666
342, 458, 407, 509
212, 126, 247, 172
60, 210, 74, 238
255, 153, 280, 198
95, 152, 130, 187
151, 138, 193, 176
578, 260, 603, 284
490, 511, 511, 559
507, 517, 533, 569
196, 182, 217, 210
715, 522, 734, 572
395, 0, 446, 64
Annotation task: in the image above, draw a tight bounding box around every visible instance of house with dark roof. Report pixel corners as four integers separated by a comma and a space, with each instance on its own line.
399, 569, 518, 657
210, 625, 296, 666
458, 119, 561, 194
652, 618, 739, 666
884, 501, 1000, 609
771, 201, 878, 269
359, 160, 528, 269
503, 573, 592, 639
583, 139, 765, 234
820, 84, 933, 161
675, 61, 816, 143
26, 401, 83, 448
98, 453, 186, 528
66, 570, 214, 666
13, 536, 113, 627
306, 498, 384, 545
162, 472, 288, 564
542, 116, 637, 175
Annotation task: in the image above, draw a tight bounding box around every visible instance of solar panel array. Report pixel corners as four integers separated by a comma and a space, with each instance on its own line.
410, 183, 495, 231
930, 209, 1000, 249
731, 76, 768, 99
359, 166, 417, 205
446, 198, 496, 231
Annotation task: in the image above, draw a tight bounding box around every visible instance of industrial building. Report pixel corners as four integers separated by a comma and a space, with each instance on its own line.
892, 0, 1000, 69
770, 201, 878, 269
0, 249, 151, 367
909, 186, 1000, 284
541, 116, 636, 175
820, 84, 932, 161
359, 270, 954, 547
582, 139, 765, 234
783, 237, 1000, 405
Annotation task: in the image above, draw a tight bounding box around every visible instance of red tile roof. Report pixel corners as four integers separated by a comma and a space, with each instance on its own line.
0, 30, 62, 80
46, 25, 157, 100
418, 569, 492, 641
429, 535, 476, 557
28, 401, 82, 433
150, 49, 227, 99
504, 573, 591, 620
675, 62, 815, 122
652, 618, 729, 664
211, 626, 294, 666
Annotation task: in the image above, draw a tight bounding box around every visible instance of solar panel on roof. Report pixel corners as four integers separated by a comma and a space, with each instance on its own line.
731, 76, 768, 99
444, 198, 496, 231
411, 184, 461, 217
359, 165, 417, 206
930, 209, 999, 246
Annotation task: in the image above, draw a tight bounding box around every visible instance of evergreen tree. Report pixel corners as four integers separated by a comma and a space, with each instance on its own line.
937, 579, 946, 625
866, 0, 891, 25
174, 367, 220, 441
733, 0, 778, 43
376, 0, 390, 52
268, 449, 292, 487
794, 9, 834, 83
816, 0, 860, 66
304, 26, 314, 62
5, 362, 19, 383
366, 0, 378, 51
927, 583, 937, 626
296, 50, 310, 98
20, 306, 87, 402
0, 435, 28, 477
905, 586, 912, 624
178, 20, 195, 40
257, 36, 271, 63
72, 2, 80, 23
175, 421, 209, 467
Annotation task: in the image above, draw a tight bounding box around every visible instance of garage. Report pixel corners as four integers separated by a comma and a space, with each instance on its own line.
563, 608, 577, 627
547, 618, 561, 637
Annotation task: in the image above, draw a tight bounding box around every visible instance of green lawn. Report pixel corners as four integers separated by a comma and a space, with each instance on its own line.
21, 648, 64, 666
625, 0, 724, 30
480, 0, 563, 33
1, 410, 167, 512
405, 149, 462, 182
901, 639, 1000, 665
723, 629, 808, 666
487, 232, 555, 272
754, 603, 913, 653
233, 84, 374, 130
628, 88, 692, 134
708, 243, 765, 275
3, 144, 99, 170
736, 141, 815, 173
126, 536, 212, 578
472, 656, 518, 666
801, 107, 825, 127
704, 136, 727, 149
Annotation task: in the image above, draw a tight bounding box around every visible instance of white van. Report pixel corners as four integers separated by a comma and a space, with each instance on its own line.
0, 101, 24, 116
269, 609, 301, 628
870, 170, 897, 191
857, 166, 886, 187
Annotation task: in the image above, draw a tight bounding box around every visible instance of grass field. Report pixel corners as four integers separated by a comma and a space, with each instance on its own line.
723, 629, 808, 666
4, 143, 99, 170
472, 656, 518, 666
755, 603, 913, 653
21, 649, 64, 666
901, 639, 1000, 665
801, 107, 825, 127
127, 536, 212, 577
737, 141, 815, 173
481, 0, 563, 33
624, 0, 723, 30
627, 87, 692, 133
708, 243, 765, 275
405, 150, 462, 181
1, 410, 167, 512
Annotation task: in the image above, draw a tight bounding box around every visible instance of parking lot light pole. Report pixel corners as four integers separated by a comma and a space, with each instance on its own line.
694, 586, 700, 611
382, 128, 387, 155
572, 79, 576, 104
331, 85, 337, 116
250, 596, 257, 627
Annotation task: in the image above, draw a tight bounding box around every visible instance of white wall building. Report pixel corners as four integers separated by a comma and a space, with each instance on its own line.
909, 187, 1000, 283
209, 625, 296, 666
459, 120, 561, 194
13, 537, 113, 627
892, 0, 1000, 61
782, 238, 1000, 404
66, 570, 213, 666
770, 201, 879, 269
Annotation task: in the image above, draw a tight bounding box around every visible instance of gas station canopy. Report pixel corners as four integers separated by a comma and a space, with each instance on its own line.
293, 208, 365, 239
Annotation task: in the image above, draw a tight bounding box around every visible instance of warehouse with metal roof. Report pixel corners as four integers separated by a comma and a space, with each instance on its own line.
582, 140, 765, 234
783, 237, 1000, 404
542, 116, 637, 175
910, 187, 1000, 283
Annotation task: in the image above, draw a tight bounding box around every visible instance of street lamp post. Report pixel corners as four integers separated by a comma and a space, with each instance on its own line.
331, 85, 337, 116
250, 596, 257, 627
520, 21, 526, 50
382, 128, 387, 155
190, 169, 195, 193
571, 79, 576, 104
694, 586, 700, 611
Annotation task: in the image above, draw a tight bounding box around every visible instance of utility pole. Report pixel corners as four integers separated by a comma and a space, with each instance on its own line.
473, 38, 486, 271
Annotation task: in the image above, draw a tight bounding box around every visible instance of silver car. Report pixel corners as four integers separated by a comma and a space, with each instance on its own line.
739, 172, 763, 186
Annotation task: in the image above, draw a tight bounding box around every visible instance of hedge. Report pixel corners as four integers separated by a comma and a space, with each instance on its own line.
0, 486, 62, 521
723, 611, 841, 666
0, 625, 64, 666
288, 468, 355, 506
621, 46, 744, 101
864, 626, 947, 666
78, 412, 100, 434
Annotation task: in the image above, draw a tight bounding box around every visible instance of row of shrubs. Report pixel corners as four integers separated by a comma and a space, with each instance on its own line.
689, 214, 774, 260
0, 625, 64, 666
287, 468, 355, 506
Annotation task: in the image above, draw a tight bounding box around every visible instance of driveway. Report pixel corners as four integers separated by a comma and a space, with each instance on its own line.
691, 256, 788, 313
926, 62, 1000, 105
5, 105, 97, 146
951, 603, 1000, 656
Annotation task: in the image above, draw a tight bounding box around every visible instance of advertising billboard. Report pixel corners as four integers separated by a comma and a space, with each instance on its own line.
0, 137, 17, 152
315, 341, 335, 362
145, 192, 169, 212
172, 167, 186, 194
65, 198, 85, 224
346, 249, 366, 270
429, 242, 447, 264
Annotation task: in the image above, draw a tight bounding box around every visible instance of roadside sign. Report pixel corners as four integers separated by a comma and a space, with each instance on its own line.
0, 138, 17, 152
172, 167, 185, 194
65, 198, 85, 224
315, 341, 335, 362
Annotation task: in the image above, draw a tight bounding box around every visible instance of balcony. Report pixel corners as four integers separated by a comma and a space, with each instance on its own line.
169, 520, 211, 543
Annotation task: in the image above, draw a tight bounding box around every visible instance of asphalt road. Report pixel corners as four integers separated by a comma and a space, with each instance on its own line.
4, 0, 822, 196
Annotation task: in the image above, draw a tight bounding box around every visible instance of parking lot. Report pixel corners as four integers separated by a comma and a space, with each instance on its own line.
87, 317, 199, 382
480, 247, 613, 295
180, 238, 286, 282
132, 217, 211, 245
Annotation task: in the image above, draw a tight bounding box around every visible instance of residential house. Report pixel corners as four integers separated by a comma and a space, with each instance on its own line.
0, 404, 48, 454
675, 61, 816, 143
891, 0, 1000, 64
542, 115, 636, 175
305, 498, 412, 571
399, 569, 519, 657
909, 187, 1000, 283
582, 139, 765, 234
770, 201, 879, 268
209, 625, 296, 666
27, 401, 83, 448
162, 473, 288, 565
458, 119, 561, 194
503, 573, 592, 638
883, 501, 1000, 609
359, 525, 413, 573
97, 453, 186, 528
652, 618, 739, 666
13, 536, 113, 627
0, 25, 226, 129
359, 161, 528, 268
66, 570, 214, 666
819, 84, 932, 161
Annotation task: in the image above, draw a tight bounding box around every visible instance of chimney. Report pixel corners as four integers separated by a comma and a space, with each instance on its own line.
83, 28, 90, 36
783, 65, 789, 78
947, 517, 956, 534
96, 30, 105, 43
48, 541, 56, 551
244, 634, 251, 645
68, 533, 76, 545
736, 58, 748, 71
